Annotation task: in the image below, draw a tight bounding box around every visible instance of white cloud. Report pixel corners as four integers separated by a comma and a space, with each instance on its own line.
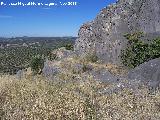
0, 15, 13, 18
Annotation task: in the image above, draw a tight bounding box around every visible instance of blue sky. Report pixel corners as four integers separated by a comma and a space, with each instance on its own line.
0, 0, 116, 37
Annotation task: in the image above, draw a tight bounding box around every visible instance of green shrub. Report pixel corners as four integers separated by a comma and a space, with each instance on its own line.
150, 38, 160, 58
121, 32, 160, 68
46, 50, 57, 61
30, 55, 44, 74
82, 64, 93, 73
64, 44, 74, 50
82, 64, 89, 72
85, 53, 98, 63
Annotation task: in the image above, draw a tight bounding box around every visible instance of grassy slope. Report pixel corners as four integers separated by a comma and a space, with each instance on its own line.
0, 73, 160, 119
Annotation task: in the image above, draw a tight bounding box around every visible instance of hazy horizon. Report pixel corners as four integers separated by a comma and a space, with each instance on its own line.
0, 36, 78, 38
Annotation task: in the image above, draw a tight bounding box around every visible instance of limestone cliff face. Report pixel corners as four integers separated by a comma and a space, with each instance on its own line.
74, 0, 160, 64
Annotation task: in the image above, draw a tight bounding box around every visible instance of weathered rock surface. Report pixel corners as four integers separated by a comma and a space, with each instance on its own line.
74, 0, 160, 64
128, 58, 160, 89
88, 68, 141, 94
52, 47, 74, 60
90, 68, 119, 83
42, 60, 61, 80
16, 69, 25, 80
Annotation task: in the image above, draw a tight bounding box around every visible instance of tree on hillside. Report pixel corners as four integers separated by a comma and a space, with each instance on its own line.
30, 55, 44, 75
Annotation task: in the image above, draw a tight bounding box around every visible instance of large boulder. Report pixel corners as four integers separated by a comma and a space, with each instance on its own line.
88, 68, 136, 94
128, 58, 160, 89
74, 0, 160, 64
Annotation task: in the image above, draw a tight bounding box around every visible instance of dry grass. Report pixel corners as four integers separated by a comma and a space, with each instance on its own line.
106, 63, 128, 76
5, 56, 156, 119
0, 74, 160, 120
58, 56, 128, 76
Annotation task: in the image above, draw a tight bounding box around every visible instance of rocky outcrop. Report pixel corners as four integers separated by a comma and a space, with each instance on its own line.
128, 58, 160, 89
89, 58, 160, 93
74, 0, 160, 64
52, 47, 74, 60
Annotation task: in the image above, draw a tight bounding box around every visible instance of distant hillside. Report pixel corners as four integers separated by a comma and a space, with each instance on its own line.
0, 37, 75, 74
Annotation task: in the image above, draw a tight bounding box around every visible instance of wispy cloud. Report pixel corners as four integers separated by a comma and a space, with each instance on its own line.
42, 8, 51, 10
0, 15, 13, 18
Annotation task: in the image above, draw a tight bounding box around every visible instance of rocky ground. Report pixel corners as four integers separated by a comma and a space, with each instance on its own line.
40, 48, 160, 95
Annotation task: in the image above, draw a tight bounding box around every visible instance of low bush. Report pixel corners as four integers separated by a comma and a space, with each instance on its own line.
64, 43, 74, 50
30, 55, 44, 74
46, 50, 57, 61
85, 53, 98, 63
121, 32, 160, 68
